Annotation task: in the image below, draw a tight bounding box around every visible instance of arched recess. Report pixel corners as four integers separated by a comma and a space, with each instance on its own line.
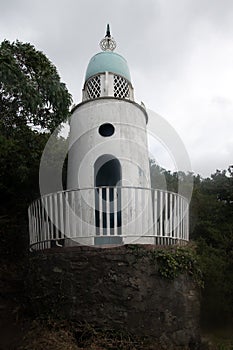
94, 154, 122, 244
95, 154, 121, 187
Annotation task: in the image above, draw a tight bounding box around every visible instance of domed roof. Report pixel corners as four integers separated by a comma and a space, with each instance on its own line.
85, 51, 131, 82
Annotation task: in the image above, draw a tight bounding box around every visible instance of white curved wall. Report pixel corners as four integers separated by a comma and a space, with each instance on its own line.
67, 98, 151, 190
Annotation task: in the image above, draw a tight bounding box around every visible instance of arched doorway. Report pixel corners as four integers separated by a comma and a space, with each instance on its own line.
94, 155, 122, 244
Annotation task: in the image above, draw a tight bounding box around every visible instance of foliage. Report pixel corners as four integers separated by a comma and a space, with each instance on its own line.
19, 320, 79, 350
150, 159, 195, 197
150, 162, 233, 327
203, 328, 233, 350
0, 40, 72, 132
0, 127, 49, 259
127, 245, 203, 287
155, 247, 203, 284
0, 39, 71, 260
20, 319, 159, 350
189, 168, 233, 325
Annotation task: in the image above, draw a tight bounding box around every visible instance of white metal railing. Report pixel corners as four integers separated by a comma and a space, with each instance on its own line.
28, 187, 189, 250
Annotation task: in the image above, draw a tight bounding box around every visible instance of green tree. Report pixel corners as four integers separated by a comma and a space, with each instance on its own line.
0, 40, 72, 260
150, 163, 233, 326
0, 40, 72, 133
0, 127, 49, 259
189, 168, 233, 326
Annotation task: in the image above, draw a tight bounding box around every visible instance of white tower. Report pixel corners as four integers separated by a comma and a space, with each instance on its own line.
28, 26, 189, 250
67, 25, 153, 245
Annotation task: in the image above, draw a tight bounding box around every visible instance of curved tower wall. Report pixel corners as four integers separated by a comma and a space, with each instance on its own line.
67, 98, 151, 190
67, 98, 153, 244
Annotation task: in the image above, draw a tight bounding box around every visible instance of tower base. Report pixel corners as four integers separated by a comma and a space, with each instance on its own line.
27, 245, 201, 349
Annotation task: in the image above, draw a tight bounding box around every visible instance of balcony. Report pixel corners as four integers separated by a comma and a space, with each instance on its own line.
28, 186, 189, 250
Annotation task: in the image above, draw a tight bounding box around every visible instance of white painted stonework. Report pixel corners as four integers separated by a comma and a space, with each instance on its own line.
67, 98, 151, 190
66, 97, 154, 244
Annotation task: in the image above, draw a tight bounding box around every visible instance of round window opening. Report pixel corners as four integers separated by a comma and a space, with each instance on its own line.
99, 123, 115, 137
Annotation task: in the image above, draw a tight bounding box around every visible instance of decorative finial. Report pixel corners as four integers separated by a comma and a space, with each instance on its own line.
100, 24, 117, 51
106, 24, 111, 37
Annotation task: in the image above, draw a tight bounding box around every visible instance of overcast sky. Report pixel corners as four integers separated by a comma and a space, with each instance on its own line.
1, 0, 233, 177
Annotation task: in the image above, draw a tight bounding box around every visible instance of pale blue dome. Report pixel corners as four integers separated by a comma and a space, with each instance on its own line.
85, 51, 131, 82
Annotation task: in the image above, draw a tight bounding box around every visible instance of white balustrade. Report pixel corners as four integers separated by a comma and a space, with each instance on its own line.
28, 187, 189, 250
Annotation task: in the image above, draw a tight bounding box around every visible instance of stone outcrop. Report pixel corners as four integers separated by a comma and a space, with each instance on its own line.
27, 245, 201, 349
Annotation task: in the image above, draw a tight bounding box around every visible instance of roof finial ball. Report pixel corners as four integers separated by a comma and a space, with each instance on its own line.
100, 24, 117, 52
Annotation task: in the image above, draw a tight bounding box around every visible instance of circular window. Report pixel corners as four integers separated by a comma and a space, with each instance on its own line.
98, 123, 115, 137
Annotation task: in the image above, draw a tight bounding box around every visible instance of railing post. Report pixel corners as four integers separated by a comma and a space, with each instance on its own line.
113, 187, 118, 236
99, 188, 103, 236
106, 187, 109, 235
64, 191, 70, 239
53, 193, 58, 240
159, 191, 163, 237
165, 192, 169, 236
153, 190, 158, 236
58, 192, 64, 239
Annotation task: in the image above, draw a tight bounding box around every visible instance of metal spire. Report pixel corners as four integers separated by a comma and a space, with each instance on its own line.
106, 24, 111, 37
100, 24, 117, 51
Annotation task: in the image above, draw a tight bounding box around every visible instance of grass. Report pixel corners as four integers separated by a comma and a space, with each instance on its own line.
201, 326, 233, 350
19, 319, 161, 350
19, 318, 233, 350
